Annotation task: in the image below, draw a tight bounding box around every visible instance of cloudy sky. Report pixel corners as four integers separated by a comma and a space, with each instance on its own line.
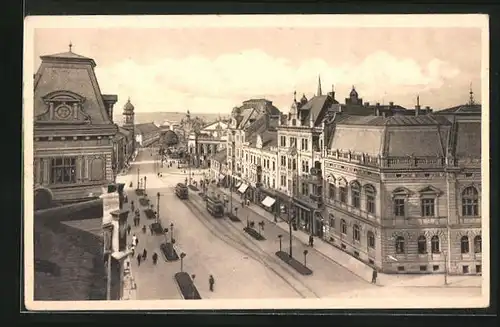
32, 22, 482, 114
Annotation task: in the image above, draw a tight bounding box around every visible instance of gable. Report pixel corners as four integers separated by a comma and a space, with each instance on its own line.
34, 62, 112, 125
418, 185, 442, 196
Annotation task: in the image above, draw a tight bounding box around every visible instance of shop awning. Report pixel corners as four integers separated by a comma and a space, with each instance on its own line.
238, 183, 249, 193
261, 196, 276, 208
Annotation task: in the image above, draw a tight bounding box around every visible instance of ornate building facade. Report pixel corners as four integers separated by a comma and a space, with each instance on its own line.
322, 97, 481, 275
33, 45, 118, 204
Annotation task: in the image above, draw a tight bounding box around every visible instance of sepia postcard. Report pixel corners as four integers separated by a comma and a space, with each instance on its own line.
23, 14, 490, 311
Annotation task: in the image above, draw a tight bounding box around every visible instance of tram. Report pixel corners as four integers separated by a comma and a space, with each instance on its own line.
175, 183, 189, 199
205, 196, 225, 218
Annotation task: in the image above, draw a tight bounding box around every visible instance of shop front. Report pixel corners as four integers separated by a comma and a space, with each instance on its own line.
292, 199, 314, 234
258, 187, 279, 220
274, 190, 291, 223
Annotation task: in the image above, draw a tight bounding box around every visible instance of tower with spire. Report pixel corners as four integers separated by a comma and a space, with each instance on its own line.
122, 97, 135, 131
468, 82, 475, 106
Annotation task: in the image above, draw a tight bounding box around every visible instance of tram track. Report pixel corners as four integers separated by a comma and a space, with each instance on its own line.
181, 193, 319, 299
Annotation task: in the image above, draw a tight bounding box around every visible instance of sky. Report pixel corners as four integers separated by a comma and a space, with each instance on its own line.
33, 25, 482, 114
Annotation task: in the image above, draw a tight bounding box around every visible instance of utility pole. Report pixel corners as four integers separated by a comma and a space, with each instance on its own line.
156, 192, 160, 223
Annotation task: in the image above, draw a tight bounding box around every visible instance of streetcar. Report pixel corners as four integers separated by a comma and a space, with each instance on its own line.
175, 183, 189, 199
205, 196, 225, 218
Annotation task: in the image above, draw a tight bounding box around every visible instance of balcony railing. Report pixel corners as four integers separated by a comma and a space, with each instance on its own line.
324, 198, 380, 224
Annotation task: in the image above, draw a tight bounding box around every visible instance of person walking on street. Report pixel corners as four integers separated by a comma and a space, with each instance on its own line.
142, 249, 148, 261
137, 253, 142, 266
309, 235, 314, 247
209, 275, 215, 292
372, 268, 378, 284
152, 252, 158, 265
132, 234, 137, 246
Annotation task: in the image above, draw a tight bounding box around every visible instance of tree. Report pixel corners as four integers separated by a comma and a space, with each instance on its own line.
162, 130, 179, 147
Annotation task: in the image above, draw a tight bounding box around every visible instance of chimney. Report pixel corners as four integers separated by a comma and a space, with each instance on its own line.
415, 95, 421, 116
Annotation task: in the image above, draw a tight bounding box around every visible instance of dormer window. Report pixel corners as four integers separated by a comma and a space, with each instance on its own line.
38, 90, 88, 123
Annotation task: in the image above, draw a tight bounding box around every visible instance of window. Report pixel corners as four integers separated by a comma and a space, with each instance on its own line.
462, 186, 479, 216
365, 185, 376, 214
351, 182, 361, 208
301, 138, 308, 151
328, 183, 336, 200
417, 235, 427, 254
51, 157, 76, 184
420, 266, 427, 272
280, 175, 286, 187
476, 265, 482, 274
301, 183, 308, 196
290, 137, 297, 147
245, 154, 248, 162
329, 214, 335, 230
394, 198, 405, 216
460, 236, 470, 254
339, 186, 347, 203
340, 219, 347, 234
280, 156, 286, 166
395, 236, 405, 254
431, 235, 440, 254
272, 161, 276, 171
272, 179, 275, 189
462, 265, 469, 274
421, 198, 435, 217
433, 265, 440, 271
474, 235, 482, 253
353, 224, 360, 242
367, 231, 375, 249
288, 158, 291, 169
397, 266, 405, 272
302, 160, 309, 174
280, 136, 286, 147
292, 159, 297, 170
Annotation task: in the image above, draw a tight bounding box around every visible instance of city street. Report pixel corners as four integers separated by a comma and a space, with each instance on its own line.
117, 148, 482, 300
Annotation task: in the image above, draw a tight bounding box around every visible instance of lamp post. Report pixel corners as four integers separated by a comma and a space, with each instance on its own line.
156, 192, 160, 223
303, 249, 309, 267
144, 176, 147, 192
443, 250, 448, 285
289, 209, 294, 258
180, 252, 186, 272
234, 207, 238, 219
278, 234, 283, 252
170, 223, 174, 243
137, 167, 140, 189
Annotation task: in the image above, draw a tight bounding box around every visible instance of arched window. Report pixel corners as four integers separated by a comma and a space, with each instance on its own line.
329, 214, 335, 230
367, 231, 375, 249
462, 186, 479, 216
417, 235, 427, 254
328, 181, 336, 200
339, 179, 348, 203
474, 235, 482, 253
340, 219, 347, 234
395, 236, 405, 254
365, 185, 376, 214
353, 224, 360, 241
431, 235, 440, 254
90, 157, 104, 181
351, 181, 361, 208
460, 236, 470, 254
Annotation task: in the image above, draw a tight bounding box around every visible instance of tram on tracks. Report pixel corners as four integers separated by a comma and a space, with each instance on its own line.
205, 195, 224, 218
175, 183, 189, 199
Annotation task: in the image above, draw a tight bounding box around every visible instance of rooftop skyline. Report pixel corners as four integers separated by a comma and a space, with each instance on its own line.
32, 16, 484, 114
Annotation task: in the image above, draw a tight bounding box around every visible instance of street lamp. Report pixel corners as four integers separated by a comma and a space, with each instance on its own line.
156, 192, 160, 223
137, 167, 140, 189
443, 250, 448, 285
289, 211, 295, 258
234, 207, 238, 219
144, 176, 147, 191
303, 249, 309, 267
278, 234, 283, 252
180, 252, 186, 272
170, 223, 174, 243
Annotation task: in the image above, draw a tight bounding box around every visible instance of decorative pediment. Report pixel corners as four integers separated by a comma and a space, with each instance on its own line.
36, 90, 91, 124
392, 187, 412, 198
338, 177, 348, 187
349, 180, 361, 189
326, 174, 336, 183
42, 90, 86, 104
418, 185, 442, 197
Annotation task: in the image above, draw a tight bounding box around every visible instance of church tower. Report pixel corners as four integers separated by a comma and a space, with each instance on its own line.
123, 98, 135, 129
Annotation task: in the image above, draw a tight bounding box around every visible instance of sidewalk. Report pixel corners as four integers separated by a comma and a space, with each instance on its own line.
218, 187, 482, 289
121, 258, 137, 300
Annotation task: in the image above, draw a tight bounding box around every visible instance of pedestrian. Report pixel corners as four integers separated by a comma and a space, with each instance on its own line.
209, 275, 215, 292
152, 252, 158, 265
142, 225, 147, 233
142, 248, 148, 261
132, 234, 137, 246
137, 253, 142, 266
127, 224, 131, 235
372, 268, 378, 284
309, 235, 314, 247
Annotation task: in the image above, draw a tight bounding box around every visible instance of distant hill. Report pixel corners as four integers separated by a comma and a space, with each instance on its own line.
114, 112, 230, 126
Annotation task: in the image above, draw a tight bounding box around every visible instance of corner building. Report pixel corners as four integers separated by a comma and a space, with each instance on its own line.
33, 47, 118, 205
323, 112, 482, 275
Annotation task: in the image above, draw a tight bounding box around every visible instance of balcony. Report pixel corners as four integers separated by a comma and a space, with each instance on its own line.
381, 216, 448, 227
325, 198, 380, 224
309, 193, 323, 205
